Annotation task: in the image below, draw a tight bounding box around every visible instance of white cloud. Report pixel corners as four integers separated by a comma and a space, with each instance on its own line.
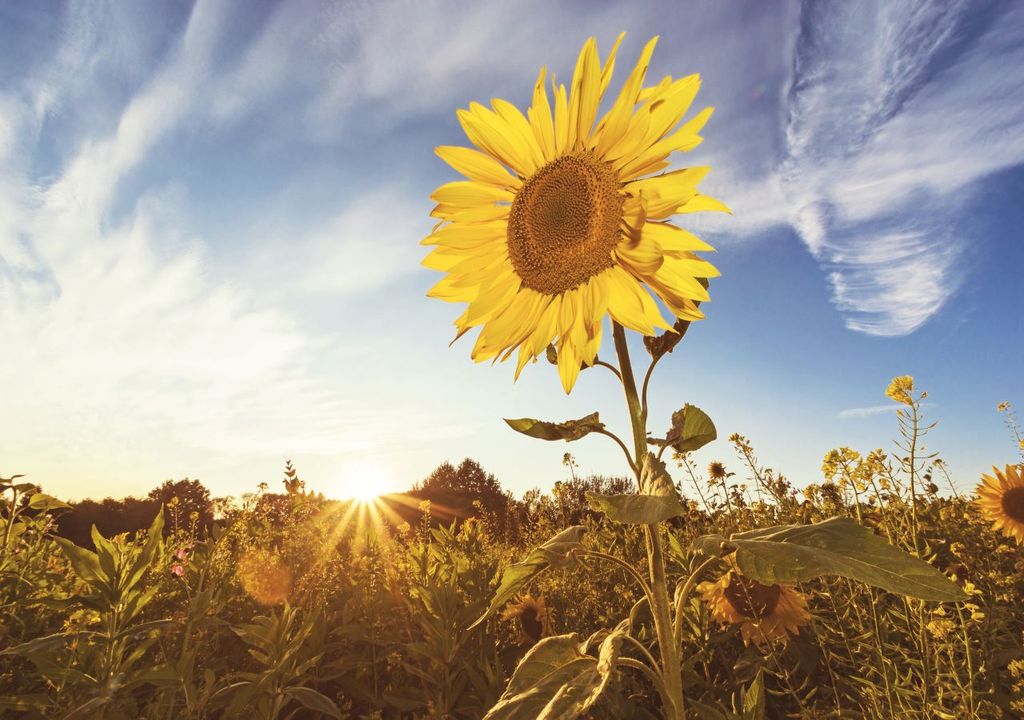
837, 405, 900, 419
777, 0, 1024, 335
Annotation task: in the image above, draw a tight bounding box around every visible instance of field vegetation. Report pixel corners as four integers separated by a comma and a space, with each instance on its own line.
2, 381, 1022, 719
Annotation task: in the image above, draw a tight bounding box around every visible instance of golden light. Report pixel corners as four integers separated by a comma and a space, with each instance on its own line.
341, 459, 392, 503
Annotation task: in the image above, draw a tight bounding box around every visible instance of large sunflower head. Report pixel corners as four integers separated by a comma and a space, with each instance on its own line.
976, 464, 1024, 544
698, 565, 810, 646
422, 34, 727, 393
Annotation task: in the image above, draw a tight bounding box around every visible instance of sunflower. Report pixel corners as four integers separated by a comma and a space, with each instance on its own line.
502, 594, 553, 645
698, 565, 810, 646
976, 464, 1024, 544
422, 34, 726, 392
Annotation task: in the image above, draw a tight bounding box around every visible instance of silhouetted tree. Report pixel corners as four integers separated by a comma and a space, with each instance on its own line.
409, 458, 512, 530
56, 496, 159, 549
148, 478, 214, 534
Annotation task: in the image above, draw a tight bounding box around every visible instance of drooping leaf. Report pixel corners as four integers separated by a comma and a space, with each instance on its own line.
470, 526, 585, 629
505, 413, 604, 442
693, 517, 966, 602
283, 686, 343, 719
639, 453, 678, 498
587, 493, 684, 524
644, 278, 709, 359
546, 344, 558, 365
649, 404, 716, 453
483, 631, 623, 720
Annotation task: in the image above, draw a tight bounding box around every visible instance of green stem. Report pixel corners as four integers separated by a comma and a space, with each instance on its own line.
612, 322, 683, 720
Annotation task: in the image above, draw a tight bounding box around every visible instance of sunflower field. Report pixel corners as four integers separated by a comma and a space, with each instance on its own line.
2, 381, 1023, 719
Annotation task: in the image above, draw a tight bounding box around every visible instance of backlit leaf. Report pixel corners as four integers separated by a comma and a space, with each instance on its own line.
505, 413, 605, 442
693, 517, 966, 602
470, 526, 585, 629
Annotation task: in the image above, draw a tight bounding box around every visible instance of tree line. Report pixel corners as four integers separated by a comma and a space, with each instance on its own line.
34, 458, 632, 548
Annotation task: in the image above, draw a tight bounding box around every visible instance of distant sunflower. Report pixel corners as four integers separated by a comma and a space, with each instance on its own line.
502, 594, 553, 645
699, 566, 810, 646
422, 34, 726, 392
976, 464, 1024, 544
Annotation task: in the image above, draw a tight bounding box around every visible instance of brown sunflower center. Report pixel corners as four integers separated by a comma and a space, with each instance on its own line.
518, 606, 543, 643
723, 574, 782, 620
507, 152, 624, 295
1001, 487, 1024, 523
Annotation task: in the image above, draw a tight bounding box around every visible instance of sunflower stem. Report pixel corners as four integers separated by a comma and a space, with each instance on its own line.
612, 322, 684, 720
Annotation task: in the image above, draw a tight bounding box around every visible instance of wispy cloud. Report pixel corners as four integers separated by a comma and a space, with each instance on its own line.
778, 0, 1024, 335
837, 405, 900, 419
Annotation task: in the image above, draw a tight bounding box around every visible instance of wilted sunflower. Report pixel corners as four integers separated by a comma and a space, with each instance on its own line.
502, 594, 553, 645
976, 464, 1024, 544
422, 34, 726, 392
699, 565, 810, 646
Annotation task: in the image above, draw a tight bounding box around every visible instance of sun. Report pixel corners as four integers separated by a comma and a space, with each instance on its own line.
342, 460, 392, 503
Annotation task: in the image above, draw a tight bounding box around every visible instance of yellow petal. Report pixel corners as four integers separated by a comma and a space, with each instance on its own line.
567, 38, 601, 150
677, 193, 732, 215
528, 66, 556, 162
598, 33, 626, 97
465, 274, 520, 327
627, 166, 710, 219
595, 36, 659, 157
430, 180, 513, 207
491, 98, 545, 172
435, 146, 520, 188
431, 204, 511, 223
643, 74, 700, 148
605, 266, 668, 334
458, 103, 533, 174
552, 80, 570, 156
617, 106, 714, 180
642, 221, 715, 254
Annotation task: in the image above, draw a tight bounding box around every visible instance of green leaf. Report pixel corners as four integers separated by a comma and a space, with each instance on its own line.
27, 493, 70, 512
0, 631, 76, 658
505, 413, 604, 442
639, 453, 678, 498
470, 526, 585, 629
282, 686, 343, 719
590, 454, 686, 525
741, 671, 766, 720
650, 404, 716, 453
694, 517, 966, 602
587, 493, 684, 524
124, 507, 164, 594
54, 537, 103, 587
483, 632, 622, 720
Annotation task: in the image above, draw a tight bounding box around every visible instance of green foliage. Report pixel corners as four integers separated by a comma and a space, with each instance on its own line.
504, 413, 605, 442
482, 631, 622, 720
649, 404, 717, 454
472, 526, 585, 629
693, 517, 967, 602
1, 383, 1020, 719
586, 492, 685, 524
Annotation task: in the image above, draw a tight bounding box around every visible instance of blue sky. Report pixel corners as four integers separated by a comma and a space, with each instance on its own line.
1, 0, 1021, 501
